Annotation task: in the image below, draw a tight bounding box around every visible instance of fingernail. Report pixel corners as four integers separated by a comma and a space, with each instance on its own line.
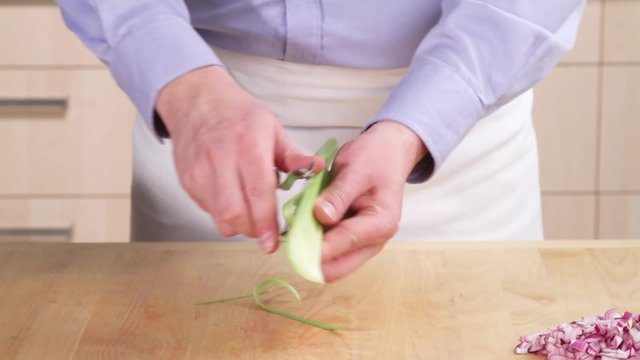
259, 233, 274, 253
319, 200, 336, 220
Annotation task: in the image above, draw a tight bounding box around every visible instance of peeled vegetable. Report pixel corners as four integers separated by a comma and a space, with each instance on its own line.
280, 138, 338, 283
196, 139, 346, 331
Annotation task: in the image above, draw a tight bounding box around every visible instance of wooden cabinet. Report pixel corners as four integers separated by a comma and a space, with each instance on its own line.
0, 3, 101, 66
0, 198, 130, 243
0, 3, 134, 242
0, 69, 132, 195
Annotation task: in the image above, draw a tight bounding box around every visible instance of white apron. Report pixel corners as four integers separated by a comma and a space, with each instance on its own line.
131, 47, 543, 241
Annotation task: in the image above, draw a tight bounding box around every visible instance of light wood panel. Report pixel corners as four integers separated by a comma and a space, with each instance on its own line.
562, 0, 602, 63
1, 241, 638, 359
0, 69, 134, 195
0, 4, 101, 66
541, 194, 596, 239
603, 0, 640, 62
533, 67, 599, 192
599, 194, 640, 239
600, 66, 640, 192
0, 198, 130, 243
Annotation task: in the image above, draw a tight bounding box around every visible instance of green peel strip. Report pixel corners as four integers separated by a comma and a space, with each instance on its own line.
196, 276, 347, 330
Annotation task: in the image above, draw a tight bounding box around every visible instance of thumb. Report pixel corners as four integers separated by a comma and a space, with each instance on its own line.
274, 127, 324, 173
314, 171, 365, 226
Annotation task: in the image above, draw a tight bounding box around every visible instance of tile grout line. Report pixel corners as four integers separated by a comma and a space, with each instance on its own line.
594, 0, 606, 239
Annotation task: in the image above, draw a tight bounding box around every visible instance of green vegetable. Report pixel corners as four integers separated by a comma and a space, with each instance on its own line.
280, 138, 338, 284
196, 276, 347, 330
196, 140, 345, 330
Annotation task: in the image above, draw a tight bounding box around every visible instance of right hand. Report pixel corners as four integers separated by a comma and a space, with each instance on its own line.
156, 65, 323, 253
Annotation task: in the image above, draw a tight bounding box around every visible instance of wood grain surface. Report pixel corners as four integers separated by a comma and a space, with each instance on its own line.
1, 240, 639, 359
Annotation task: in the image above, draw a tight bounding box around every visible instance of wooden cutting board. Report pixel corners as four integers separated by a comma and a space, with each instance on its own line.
1, 240, 639, 359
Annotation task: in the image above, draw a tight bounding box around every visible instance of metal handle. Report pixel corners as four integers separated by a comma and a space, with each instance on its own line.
0, 226, 74, 242
0, 1, 55, 5
0, 98, 68, 118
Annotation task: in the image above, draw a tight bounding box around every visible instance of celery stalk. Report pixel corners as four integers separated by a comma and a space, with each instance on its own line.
281, 138, 338, 284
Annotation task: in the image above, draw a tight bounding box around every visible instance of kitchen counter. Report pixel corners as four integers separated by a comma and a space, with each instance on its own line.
1, 240, 639, 359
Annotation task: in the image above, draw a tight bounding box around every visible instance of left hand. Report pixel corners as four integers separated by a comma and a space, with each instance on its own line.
314, 120, 428, 282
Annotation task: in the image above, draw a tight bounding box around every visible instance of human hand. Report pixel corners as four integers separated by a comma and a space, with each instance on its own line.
314, 121, 428, 282
156, 66, 323, 253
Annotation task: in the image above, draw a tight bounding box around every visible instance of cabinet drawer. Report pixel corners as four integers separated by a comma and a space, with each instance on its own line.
0, 69, 134, 195
0, 3, 101, 66
0, 197, 130, 243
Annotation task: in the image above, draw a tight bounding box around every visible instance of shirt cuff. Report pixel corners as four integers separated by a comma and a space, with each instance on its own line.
108, 16, 221, 136
366, 58, 484, 183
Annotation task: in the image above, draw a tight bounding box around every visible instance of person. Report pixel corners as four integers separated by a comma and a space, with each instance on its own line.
57, 0, 585, 282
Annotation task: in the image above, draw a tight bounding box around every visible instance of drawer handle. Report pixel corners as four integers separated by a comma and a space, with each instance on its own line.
0, 98, 68, 118
0, 226, 73, 241
0, 1, 55, 5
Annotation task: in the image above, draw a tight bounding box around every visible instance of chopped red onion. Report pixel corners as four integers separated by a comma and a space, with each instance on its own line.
515, 309, 640, 359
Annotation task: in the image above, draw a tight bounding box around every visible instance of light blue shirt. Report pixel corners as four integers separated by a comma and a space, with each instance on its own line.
56, 0, 584, 182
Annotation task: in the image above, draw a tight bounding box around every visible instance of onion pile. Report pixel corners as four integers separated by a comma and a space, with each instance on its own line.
515, 309, 640, 359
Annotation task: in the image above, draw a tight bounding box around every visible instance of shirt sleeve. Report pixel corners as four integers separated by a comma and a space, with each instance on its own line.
56, 0, 221, 133
367, 0, 586, 183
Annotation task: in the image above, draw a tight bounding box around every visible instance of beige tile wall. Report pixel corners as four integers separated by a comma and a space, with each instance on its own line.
534, 0, 640, 239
